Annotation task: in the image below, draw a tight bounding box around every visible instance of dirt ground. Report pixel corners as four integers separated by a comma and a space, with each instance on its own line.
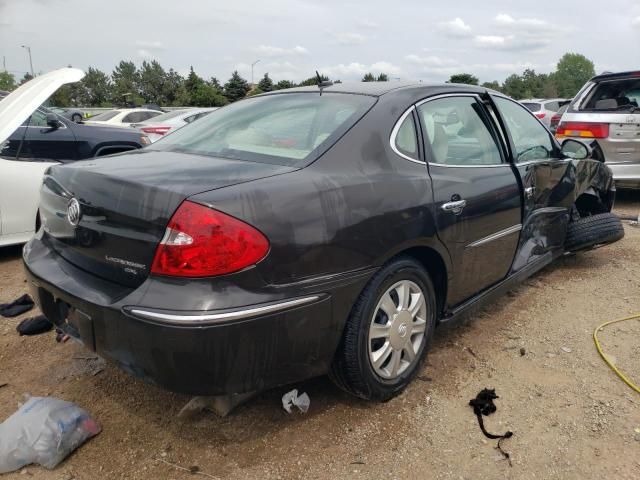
1, 192, 639, 480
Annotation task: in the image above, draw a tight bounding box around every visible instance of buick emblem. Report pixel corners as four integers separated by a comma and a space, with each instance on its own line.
398, 323, 408, 338
67, 198, 81, 226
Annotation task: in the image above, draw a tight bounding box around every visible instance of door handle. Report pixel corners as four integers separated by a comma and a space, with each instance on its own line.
525, 186, 535, 199
441, 199, 467, 214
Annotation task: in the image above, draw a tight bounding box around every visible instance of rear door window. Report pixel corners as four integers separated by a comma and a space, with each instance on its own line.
417, 96, 503, 166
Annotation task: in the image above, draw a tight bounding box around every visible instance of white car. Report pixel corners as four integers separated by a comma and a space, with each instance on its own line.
84, 108, 162, 128
132, 107, 217, 142
0, 68, 85, 247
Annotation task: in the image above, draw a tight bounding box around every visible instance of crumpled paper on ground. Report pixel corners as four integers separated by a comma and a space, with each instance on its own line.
282, 389, 310, 413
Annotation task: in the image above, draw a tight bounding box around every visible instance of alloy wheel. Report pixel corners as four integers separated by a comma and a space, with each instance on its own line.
368, 280, 427, 379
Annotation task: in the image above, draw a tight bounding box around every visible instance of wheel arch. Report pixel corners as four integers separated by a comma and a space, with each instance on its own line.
392, 245, 448, 319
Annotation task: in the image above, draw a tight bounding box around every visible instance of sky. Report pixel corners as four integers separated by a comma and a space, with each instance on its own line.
1, 0, 639, 84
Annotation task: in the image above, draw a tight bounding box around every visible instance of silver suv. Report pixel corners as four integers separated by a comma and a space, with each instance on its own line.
520, 98, 570, 128
558, 71, 640, 189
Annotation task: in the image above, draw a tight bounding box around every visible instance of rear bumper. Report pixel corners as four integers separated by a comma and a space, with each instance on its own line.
607, 163, 640, 188
23, 236, 370, 395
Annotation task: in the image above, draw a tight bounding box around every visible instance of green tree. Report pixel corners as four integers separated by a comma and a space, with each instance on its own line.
554, 53, 595, 97
163, 69, 187, 106
111, 61, 141, 106
81, 67, 112, 106
447, 73, 478, 85
183, 67, 227, 106
223, 71, 250, 102
20, 73, 34, 85
0, 71, 17, 91
501, 73, 527, 99
209, 77, 222, 91
376, 73, 389, 82
257, 73, 274, 92
49, 85, 72, 107
481, 80, 502, 92
274, 80, 296, 90
362, 72, 375, 82
542, 73, 559, 98
298, 74, 329, 86
0, 72, 18, 92
139, 60, 167, 104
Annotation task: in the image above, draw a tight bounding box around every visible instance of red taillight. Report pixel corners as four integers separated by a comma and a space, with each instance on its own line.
141, 126, 171, 135
551, 114, 560, 123
151, 201, 269, 277
556, 122, 610, 139
535, 112, 546, 119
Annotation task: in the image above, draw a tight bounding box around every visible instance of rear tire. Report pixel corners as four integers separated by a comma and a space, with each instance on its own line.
565, 212, 624, 252
71, 113, 82, 123
329, 256, 437, 401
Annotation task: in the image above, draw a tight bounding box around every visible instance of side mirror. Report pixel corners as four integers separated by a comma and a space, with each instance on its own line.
561, 138, 591, 160
45, 113, 60, 129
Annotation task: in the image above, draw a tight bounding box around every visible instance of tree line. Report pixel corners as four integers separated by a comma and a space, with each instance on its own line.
0, 62, 347, 107
0, 52, 596, 107
447, 53, 596, 99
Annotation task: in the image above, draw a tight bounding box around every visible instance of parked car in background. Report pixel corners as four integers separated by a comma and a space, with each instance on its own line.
520, 98, 571, 128
84, 108, 162, 128
549, 104, 569, 134
557, 70, 640, 189
131, 107, 217, 142
0, 70, 150, 247
22, 81, 622, 402
48, 106, 85, 123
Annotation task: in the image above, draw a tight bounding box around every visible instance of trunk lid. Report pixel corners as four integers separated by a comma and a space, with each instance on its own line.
39, 150, 296, 287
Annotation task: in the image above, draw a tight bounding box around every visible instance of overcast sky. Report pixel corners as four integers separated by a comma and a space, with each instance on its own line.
1, 0, 639, 84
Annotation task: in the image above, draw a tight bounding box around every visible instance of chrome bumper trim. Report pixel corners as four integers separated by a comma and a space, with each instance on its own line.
129, 295, 321, 326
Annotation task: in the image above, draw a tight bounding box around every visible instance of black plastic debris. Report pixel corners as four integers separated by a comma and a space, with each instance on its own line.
16, 315, 53, 336
469, 388, 513, 466
0, 294, 34, 318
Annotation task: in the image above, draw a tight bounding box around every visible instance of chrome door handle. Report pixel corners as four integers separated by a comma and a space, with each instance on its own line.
441, 199, 467, 214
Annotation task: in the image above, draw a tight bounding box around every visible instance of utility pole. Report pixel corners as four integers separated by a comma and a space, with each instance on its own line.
2, 56, 5, 71
21, 45, 34, 77
251, 59, 260, 85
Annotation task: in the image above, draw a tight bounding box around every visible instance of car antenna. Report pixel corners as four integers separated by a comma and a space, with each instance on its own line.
316, 71, 333, 96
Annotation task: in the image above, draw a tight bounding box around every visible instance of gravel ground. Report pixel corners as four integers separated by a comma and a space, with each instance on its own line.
1, 192, 639, 480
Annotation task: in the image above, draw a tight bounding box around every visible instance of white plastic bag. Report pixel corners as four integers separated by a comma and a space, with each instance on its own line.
282, 389, 310, 413
0, 397, 101, 473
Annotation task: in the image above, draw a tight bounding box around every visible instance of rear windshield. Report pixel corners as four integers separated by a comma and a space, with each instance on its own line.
149, 93, 376, 166
521, 102, 541, 112
582, 78, 640, 111
89, 110, 119, 121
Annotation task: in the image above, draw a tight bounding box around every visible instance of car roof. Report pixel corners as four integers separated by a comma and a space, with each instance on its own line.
264, 81, 491, 97
591, 70, 640, 82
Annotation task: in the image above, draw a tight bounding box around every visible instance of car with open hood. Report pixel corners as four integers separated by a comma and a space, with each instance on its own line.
0, 69, 150, 247
23, 81, 623, 401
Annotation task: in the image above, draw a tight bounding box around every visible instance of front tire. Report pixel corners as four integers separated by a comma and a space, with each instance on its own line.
71, 113, 82, 123
329, 256, 437, 401
565, 212, 624, 252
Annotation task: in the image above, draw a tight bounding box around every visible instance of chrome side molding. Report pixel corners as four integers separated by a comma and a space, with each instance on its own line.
128, 295, 322, 326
